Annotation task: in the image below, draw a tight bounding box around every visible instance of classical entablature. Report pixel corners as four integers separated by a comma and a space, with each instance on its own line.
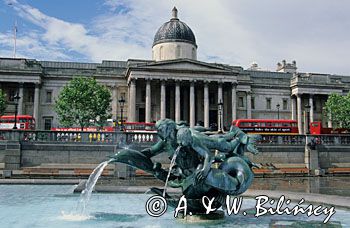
0, 58, 42, 84
291, 73, 346, 96
126, 58, 240, 84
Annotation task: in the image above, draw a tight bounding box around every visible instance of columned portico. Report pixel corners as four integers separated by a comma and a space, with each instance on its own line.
246, 91, 252, 119
204, 82, 209, 128
309, 95, 314, 123
296, 94, 303, 134
145, 80, 151, 123
175, 81, 181, 122
231, 83, 237, 121
33, 83, 40, 129
218, 83, 223, 128
160, 81, 166, 119
190, 82, 195, 127
291, 96, 297, 120
18, 83, 24, 115
128, 80, 136, 122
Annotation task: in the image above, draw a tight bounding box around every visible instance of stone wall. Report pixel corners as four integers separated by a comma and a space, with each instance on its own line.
249, 145, 305, 164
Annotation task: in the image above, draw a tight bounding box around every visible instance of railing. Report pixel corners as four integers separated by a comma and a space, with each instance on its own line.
257, 135, 305, 145
0, 130, 158, 144
1, 130, 350, 146
257, 134, 350, 146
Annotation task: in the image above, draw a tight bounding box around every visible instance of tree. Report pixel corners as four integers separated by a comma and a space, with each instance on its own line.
324, 93, 350, 128
55, 77, 112, 130
0, 89, 7, 116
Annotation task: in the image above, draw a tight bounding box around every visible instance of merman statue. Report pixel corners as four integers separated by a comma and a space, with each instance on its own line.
110, 118, 260, 214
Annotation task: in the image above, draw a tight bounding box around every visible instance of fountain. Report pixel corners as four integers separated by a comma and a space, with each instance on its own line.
105, 118, 261, 220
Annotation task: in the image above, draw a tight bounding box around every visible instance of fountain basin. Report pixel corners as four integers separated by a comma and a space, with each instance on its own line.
0, 185, 349, 227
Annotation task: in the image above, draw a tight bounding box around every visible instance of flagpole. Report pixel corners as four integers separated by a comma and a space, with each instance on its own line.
13, 20, 17, 58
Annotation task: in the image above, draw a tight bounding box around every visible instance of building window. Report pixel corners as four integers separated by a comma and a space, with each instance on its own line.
46, 90, 52, 103
266, 98, 271, 110
238, 97, 244, 108
192, 47, 196, 59
8, 89, 16, 102
120, 92, 126, 101
26, 89, 34, 103
283, 99, 288, 110
43, 117, 53, 130
251, 97, 255, 109
141, 90, 146, 102
209, 92, 215, 104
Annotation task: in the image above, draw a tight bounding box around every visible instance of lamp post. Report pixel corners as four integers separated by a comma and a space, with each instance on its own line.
218, 99, 224, 133
276, 103, 280, 119
304, 104, 311, 134
13, 93, 20, 129
118, 96, 126, 130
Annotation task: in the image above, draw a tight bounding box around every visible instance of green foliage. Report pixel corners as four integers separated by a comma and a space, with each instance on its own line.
324, 93, 350, 128
54, 77, 112, 129
0, 89, 7, 116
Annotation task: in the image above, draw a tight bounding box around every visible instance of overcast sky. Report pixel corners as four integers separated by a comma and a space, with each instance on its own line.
1, 0, 350, 75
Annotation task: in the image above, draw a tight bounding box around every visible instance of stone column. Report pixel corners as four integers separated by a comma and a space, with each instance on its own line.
175, 81, 181, 123
160, 81, 166, 120
309, 94, 314, 123
190, 82, 195, 127
297, 94, 303, 134
18, 83, 24, 115
145, 80, 151, 123
231, 83, 237, 120
128, 80, 136, 122
246, 91, 252, 119
33, 83, 40, 129
183, 88, 189, 122
111, 86, 117, 120
218, 83, 223, 129
291, 96, 297, 120
204, 82, 209, 128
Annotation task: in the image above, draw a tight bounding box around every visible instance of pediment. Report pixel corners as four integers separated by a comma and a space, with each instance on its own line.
133, 59, 238, 73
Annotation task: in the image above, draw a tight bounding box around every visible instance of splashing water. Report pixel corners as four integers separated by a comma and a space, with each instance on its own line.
163, 146, 182, 197
75, 159, 114, 215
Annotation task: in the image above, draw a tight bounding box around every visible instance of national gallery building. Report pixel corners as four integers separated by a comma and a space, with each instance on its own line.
0, 8, 349, 133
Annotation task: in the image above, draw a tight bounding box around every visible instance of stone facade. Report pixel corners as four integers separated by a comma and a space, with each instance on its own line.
0, 8, 349, 131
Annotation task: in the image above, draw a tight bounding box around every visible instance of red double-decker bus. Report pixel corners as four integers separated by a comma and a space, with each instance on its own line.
52, 122, 156, 133
232, 119, 299, 134
0, 115, 36, 130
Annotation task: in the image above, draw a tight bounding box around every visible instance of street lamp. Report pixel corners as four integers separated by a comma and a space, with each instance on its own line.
276, 104, 280, 120
304, 104, 311, 134
13, 93, 20, 129
218, 99, 224, 133
118, 96, 126, 130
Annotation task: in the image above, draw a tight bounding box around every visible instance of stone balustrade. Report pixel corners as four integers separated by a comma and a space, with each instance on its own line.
0, 130, 158, 144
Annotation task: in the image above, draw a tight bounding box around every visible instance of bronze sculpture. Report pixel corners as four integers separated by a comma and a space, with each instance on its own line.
110, 118, 260, 214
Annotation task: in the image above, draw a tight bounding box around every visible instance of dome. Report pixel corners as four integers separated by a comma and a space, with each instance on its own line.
153, 7, 197, 47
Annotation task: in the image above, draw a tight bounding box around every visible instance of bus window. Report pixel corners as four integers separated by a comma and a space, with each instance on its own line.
240, 122, 249, 127
252, 122, 258, 127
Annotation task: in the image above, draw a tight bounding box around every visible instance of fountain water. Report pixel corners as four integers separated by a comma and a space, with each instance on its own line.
76, 158, 114, 215
163, 146, 181, 197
